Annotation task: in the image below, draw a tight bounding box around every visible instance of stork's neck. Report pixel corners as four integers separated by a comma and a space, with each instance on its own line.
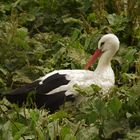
95, 50, 114, 72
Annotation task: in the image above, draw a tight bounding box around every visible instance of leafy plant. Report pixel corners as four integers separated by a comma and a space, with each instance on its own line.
0, 0, 140, 139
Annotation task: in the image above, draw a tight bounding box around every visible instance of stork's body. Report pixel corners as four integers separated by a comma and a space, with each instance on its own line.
1, 34, 120, 112
39, 66, 114, 95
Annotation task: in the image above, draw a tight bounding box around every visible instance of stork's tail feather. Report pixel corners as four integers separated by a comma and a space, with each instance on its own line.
0, 80, 41, 105
7, 80, 40, 95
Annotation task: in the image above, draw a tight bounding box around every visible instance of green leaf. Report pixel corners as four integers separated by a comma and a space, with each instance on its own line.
12, 71, 32, 83
30, 110, 39, 123
104, 119, 127, 138
35, 127, 46, 140
1, 121, 13, 140
0, 67, 7, 75
108, 97, 122, 117
60, 126, 71, 139
87, 13, 96, 23
16, 27, 28, 39
63, 134, 76, 140
126, 128, 140, 140
48, 110, 68, 122
13, 126, 28, 140
94, 97, 106, 115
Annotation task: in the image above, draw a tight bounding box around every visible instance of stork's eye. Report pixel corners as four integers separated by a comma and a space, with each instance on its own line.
101, 42, 105, 47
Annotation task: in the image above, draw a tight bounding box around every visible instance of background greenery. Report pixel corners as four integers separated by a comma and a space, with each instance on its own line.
0, 0, 140, 139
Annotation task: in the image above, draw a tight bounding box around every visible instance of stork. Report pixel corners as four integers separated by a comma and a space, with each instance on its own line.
1, 34, 120, 112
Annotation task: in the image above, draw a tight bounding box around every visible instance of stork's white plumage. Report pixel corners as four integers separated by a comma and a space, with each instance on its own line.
39, 33, 119, 93
2, 33, 120, 112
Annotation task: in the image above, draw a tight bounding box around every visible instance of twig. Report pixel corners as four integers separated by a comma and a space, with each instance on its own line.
74, 121, 82, 136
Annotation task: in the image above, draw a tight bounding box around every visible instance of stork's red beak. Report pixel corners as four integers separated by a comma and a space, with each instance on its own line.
84, 49, 102, 70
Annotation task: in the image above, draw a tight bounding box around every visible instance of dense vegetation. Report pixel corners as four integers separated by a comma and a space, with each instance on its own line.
0, 0, 140, 139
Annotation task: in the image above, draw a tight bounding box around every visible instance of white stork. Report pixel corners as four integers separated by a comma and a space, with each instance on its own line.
2, 33, 120, 112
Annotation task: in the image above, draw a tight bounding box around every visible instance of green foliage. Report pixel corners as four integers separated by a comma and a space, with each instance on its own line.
0, 0, 140, 139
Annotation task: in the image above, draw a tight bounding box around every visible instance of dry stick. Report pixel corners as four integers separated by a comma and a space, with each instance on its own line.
74, 121, 82, 136
23, 106, 28, 125
0, 106, 26, 140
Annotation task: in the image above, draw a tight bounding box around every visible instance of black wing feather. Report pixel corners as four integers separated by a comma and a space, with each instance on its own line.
2, 73, 71, 111
36, 73, 70, 94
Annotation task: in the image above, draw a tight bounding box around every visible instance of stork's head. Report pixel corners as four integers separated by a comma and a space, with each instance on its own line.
84, 34, 120, 70
98, 33, 120, 54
